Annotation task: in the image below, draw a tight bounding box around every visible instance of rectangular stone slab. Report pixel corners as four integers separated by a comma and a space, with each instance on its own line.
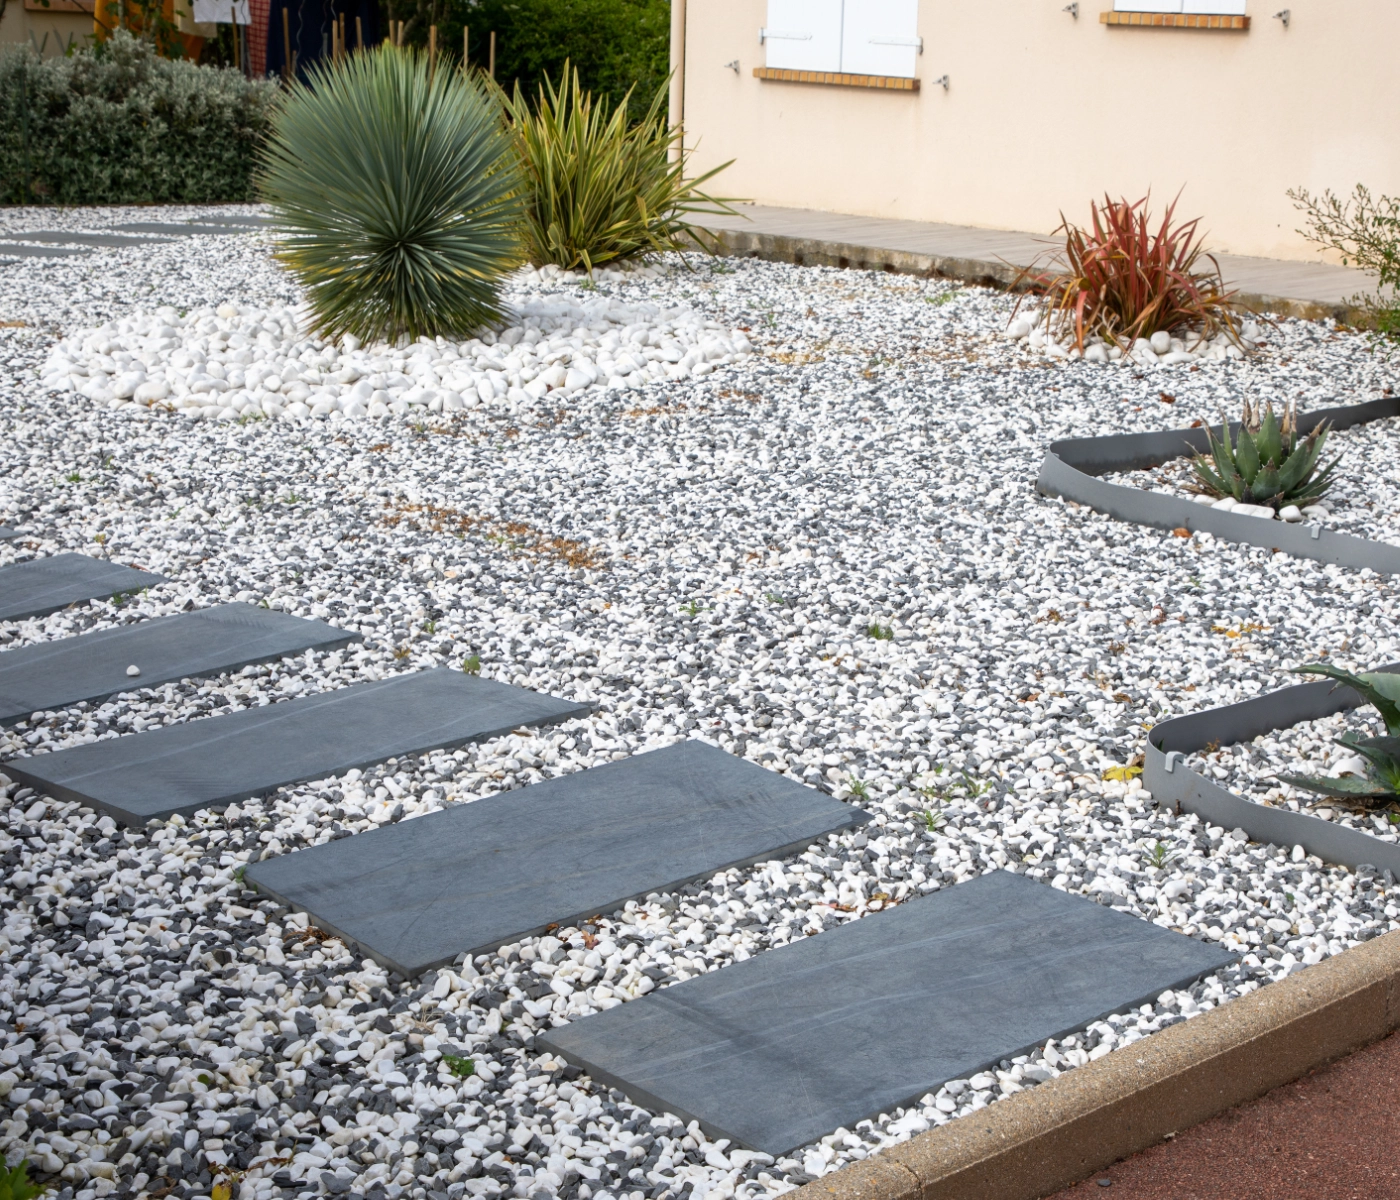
1, 232, 175, 247
0, 554, 167, 622
4, 668, 591, 826
0, 603, 360, 727
0, 528, 15, 539
539, 870, 1235, 1156
111, 222, 254, 237
247, 741, 870, 978
0, 244, 94, 258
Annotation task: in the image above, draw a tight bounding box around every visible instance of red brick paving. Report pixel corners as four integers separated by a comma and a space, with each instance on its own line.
1046, 1030, 1400, 1199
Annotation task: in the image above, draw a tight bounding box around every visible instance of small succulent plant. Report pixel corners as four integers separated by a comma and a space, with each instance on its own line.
0, 1155, 40, 1200
1190, 398, 1339, 510
1276, 664, 1400, 809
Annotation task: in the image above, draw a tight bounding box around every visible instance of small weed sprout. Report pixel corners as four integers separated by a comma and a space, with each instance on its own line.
461, 654, 482, 676
442, 1054, 475, 1079
1142, 841, 1180, 870
866, 623, 894, 641
848, 776, 871, 801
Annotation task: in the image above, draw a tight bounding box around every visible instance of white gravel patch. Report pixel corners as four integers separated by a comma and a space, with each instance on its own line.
1, 207, 1400, 1200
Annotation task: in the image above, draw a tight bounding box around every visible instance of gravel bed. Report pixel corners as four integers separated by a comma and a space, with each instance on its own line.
1, 206, 1399, 1200
1103, 412, 1400, 545
1184, 705, 1400, 847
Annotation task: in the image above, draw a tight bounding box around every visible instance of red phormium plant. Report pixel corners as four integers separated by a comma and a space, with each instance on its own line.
1014, 193, 1240, 351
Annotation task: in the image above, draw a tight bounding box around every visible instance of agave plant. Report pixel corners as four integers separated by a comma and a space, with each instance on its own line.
257, 45, 523, 345
1276, 664, 1400, 809
501, 65, 738, 272
1013, 193, 1239, 352
1189, 397, 1339, 510
0, 1154, 40, 1200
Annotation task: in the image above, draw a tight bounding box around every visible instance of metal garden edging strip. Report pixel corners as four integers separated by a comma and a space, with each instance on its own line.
1036, 396, 1400, 573
1145, 666, 1400, 874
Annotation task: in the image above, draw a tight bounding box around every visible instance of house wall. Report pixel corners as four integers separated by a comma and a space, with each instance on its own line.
0, 0, 94, 53
681, 1, 1399, 261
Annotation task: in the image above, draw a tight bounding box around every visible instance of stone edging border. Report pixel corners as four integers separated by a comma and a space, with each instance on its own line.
696, 226, 1365, 325
792, 927, 1400, 1200
1035, 396, 1400, 574
1143, 666, 1400, 875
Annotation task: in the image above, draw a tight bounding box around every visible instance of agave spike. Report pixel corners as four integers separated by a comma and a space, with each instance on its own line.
1281, 397, 1297, 440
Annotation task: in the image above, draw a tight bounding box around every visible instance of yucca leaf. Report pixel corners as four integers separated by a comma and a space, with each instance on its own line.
257, 46, 522, 345
1290, 664, 1400, 735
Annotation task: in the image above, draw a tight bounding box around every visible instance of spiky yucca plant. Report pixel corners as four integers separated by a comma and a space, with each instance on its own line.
1277, 665, 1400, 809
501, 65, 737, 272
1190, 398, 1339, 510
257, 46, 523, 345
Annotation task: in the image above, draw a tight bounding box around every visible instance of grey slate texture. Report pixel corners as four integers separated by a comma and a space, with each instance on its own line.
0, 603, 359, 727
4, 667, 590, 826
0, 554, 166, 621
247, 741, 870, 977
112, 222, 256, 237
0, 244, 94, 259
0, 528, 15, 539
540, 871, 1235, 1156
1, 232, 174, 247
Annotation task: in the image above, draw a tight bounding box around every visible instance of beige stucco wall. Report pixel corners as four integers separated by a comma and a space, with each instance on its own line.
681, 1, 1398, 261
0, 1, 94, 53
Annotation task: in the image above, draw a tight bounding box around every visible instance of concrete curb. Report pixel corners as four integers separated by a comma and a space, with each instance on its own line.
701, 225, 1367, 326
1034, 395, 1400, 575
794, 929, 1400, 1200
1146, 666, 1400, 875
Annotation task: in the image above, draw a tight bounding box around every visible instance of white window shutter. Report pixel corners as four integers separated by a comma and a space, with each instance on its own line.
840, 0, 920, 79
1182, 0, 1246, 13
1114, 0, 1182, 11
764, 0, 844, 72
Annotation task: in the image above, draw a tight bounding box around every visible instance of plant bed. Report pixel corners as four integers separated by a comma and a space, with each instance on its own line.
1037, 397, 1400, 573
1146, 667, 1400, 875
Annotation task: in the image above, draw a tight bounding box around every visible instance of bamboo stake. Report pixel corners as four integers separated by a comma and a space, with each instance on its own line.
462, 23, 467, 70
281, 5, 291, 81
355, 13, 362, 49
488, 28, 494, 77
428, 23, 436, 80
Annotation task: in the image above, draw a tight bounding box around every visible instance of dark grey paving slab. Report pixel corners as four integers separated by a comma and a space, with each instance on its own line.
191, 215, 272, 228
0, 243, 95, 259
540, 871, 1235, 1156
0, 554, 166, 622
0, 603, 359, 727
111, 222, 256, 237
248, 741, 870, 977
4, 668, 591, 826
0, 527, 16, 539
2, 231, 175, 247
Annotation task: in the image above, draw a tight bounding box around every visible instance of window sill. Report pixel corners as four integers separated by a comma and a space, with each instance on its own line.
753, 67, 920, 92
1100, 11, 1250, 29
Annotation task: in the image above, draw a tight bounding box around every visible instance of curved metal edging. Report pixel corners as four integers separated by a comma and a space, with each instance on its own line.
1144, 666, 1400, 873
1036, 396, 1400, 573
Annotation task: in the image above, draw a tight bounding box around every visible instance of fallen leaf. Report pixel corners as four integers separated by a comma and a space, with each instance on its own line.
1159, 392, 1176, 404
1103, 765, 1143, 782
1172, 527, 1190, 538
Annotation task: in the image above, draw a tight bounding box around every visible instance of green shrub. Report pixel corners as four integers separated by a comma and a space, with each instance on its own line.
257, 45, 523, 346
504, 65, 735, 271
1290, 184, 1400, 346
0, 31, 278, 205
386, 0, 670, 120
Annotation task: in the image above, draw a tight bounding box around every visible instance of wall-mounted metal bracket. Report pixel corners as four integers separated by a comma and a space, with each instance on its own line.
1273, 8, 1290, 26
1063, 3, 1079, 16
724, 59, 740, 73
930, 74, 949, 90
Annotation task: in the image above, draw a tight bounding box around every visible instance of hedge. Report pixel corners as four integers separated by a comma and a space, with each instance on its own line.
0, 31, 279, 205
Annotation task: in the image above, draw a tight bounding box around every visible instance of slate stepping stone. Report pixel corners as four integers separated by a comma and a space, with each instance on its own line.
0, 244, 94, 259
247, 740, 869, 977
0, 603, 359, 727
0, 528, 16, 539
1, 232, 175, 247
111, 222, 256, 237
4, 668, 590, 826
0, 554, 166, 622
540, 871, 1235, 1156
